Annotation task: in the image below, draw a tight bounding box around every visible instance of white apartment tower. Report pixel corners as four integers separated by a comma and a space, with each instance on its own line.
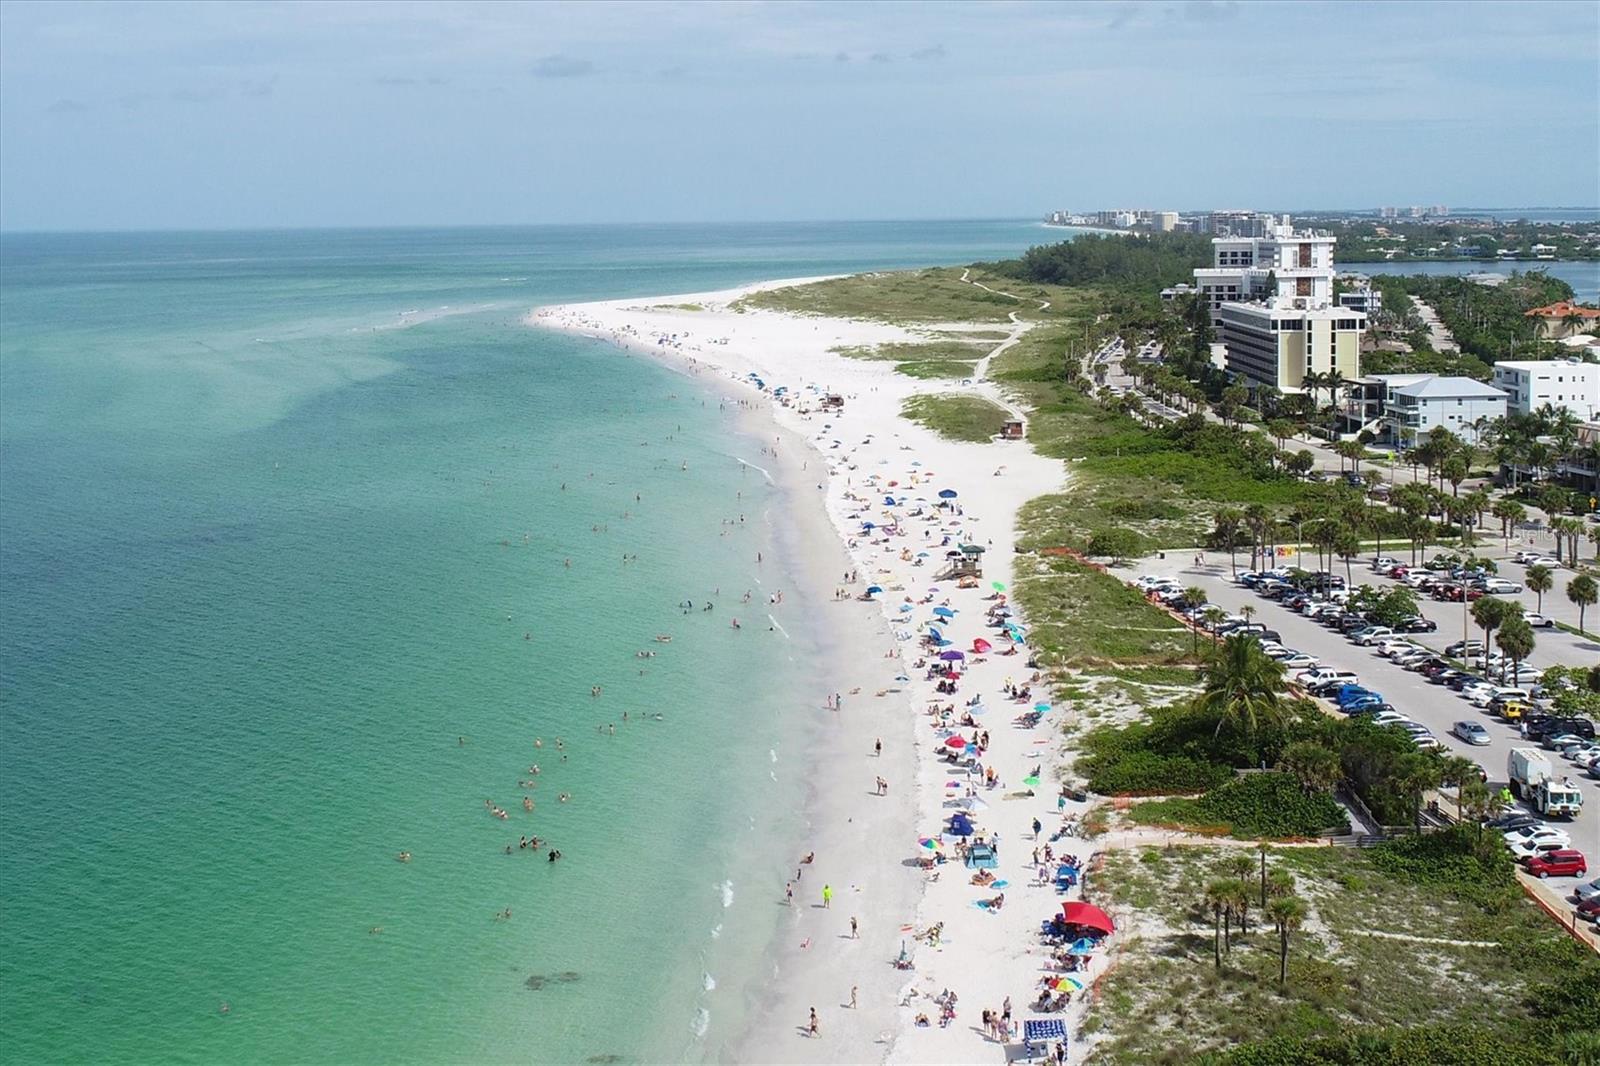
1193, 219, 1365, 393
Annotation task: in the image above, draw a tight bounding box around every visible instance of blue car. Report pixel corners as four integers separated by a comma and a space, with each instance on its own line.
1335, 684, 1382, 707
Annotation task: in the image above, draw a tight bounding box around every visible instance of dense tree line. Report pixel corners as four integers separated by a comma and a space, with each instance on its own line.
1370, 272, 1577, 366
990, 232, 1213, 290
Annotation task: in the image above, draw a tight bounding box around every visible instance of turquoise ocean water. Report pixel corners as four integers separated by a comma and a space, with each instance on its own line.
0, 221, 1051, 1064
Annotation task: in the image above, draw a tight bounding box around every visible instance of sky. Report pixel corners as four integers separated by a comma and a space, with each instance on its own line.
1, 0, 1596, 231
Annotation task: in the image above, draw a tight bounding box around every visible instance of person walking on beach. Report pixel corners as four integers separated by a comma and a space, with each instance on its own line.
785, 882, 794, 905
874, 737, 882, 758
849, 985, 858, 1009
850, 916, 858, 939
808, 1007, 819, 1038
822, 884, 833, 909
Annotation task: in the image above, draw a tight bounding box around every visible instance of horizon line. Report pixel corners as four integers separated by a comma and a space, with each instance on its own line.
4, 207, 1598, 238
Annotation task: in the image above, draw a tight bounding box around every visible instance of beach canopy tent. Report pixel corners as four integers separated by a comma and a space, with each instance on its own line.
948, 813, 975, 837
972, 638, 993, 653
1023, 1018, 1067, 1060
1066, 937, 1098, 955
1060, 902, 1115, 934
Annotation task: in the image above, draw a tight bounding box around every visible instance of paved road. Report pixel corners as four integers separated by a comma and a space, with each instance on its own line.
1132, 554, 1600, 865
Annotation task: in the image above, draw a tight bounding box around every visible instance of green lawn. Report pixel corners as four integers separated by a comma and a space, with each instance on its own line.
830, 339, 991, 361
894, 359, 981, 380
899, 393, 1010, 442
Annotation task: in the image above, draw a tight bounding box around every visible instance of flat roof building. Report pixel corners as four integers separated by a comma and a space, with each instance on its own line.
1493, 358, 1600, 421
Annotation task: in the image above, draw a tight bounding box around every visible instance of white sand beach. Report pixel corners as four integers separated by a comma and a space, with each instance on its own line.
530, 279, 1112, 1064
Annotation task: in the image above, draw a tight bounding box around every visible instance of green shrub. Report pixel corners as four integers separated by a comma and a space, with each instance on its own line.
1132, 773, 1348, 838
1081, 747, 1231, 795
1366, 824, 1518, 910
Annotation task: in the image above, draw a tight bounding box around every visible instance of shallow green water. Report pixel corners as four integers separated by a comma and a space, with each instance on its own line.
0, 222, 1050, 1062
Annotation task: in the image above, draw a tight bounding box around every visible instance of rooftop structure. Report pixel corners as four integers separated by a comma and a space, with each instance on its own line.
1493, 358, 1600, 421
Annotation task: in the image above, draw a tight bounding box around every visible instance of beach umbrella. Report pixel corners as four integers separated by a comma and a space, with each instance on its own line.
932, 606, 956, 618
898, 603, 914, 613
1051, 976, 1087, 993
944, 735, 967, 749
1023, 774, 1041, 788
972, 639, 993, 653
1034, 702, 1051, 712
1061, 902, 1115, 934
938, 489, 958, 499
918, 836, 944, 852
939, 650, 965, 661
927, 625, 943, 639
866, 585, 883, 595
991, 581, 1007, 591
1067, 938, 1098, 955
949, 813, 975, 837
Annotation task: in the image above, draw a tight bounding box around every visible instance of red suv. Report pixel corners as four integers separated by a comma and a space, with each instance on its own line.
1525, 850, 1589, 879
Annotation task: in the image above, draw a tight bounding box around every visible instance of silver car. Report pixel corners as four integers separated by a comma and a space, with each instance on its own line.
1452, 721, 1491, 745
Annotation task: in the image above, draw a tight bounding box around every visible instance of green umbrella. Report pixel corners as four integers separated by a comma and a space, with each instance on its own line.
991, 581, 1006, 591
1023, 775, 1041, 788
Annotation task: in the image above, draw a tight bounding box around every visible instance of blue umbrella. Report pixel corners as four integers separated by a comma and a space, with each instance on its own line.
938, 489, 958, 499
949, 813, 975, 837
1067, 937, 1097, 955
884, 495, 897, 505
932, 606, 956, 618
866, 585, 883, 595
927, 626, 943, 641
899, 603, 915, 613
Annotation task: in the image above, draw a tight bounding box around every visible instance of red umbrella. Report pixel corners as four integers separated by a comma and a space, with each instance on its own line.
1061, 902, 1115, 934
944, 736, 967, 749
972, 638, 993, 653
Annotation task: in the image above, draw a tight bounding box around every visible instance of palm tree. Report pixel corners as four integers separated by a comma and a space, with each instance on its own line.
1256, 842, 1272, 907
1228, 880, 1253, 937
1471, 596, 1514, 678
1211, 507, 1245, 575
1568, 574, 1598, 636
1278, 741, 1342, 794
1589, 524, 1600, 563
1183, 585, 1207, 655
1202, 606, 1227, 644
1196, 635, 1287, 741
1441, 452, 1469, 498
1440, 755, 1482, 820
1497, 617, 1536, 690
1203, 879, 1231, 964
1267, 895, 1307, 984
1492, 499, 1526, 549
1226, 852, 1255, 884
1526, 564, 1554, 614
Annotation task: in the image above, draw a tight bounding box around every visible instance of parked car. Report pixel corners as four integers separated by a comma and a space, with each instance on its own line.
1526, 613, 1556, 629
1543, 733, 1587, 752
1505, 825, 1571, 848
1453, 721, 1491, 745
1482, 578, 1524, 594
1488, 812, 1541, 832
1446, 640, 1485, 658
1395, 616, 1438, 633
1574, 877, 1600, 904
1510, 838, 1572, 862
1279, 653, 1320, 670
1578, 898, 1600, 923
1524, 850, 1588, 879
1352, 626, 1396, 646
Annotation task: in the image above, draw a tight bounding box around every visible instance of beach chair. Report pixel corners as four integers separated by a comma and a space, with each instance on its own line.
965, 843, 997, 869
1022, 1018, 1067, 1062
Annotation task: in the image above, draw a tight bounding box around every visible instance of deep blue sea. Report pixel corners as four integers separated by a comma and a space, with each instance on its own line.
0, 220, 1056, 1064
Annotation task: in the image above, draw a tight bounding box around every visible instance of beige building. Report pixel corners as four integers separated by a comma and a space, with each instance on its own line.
1217, 302, 1364, 393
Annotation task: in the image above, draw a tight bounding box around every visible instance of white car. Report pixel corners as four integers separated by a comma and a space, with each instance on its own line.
1453, 721, 1492, 745
1371, 711, 1412, 727
1504, 825, 1571, 848
1298, 668, 1358, 686
1280, 653, 1320, 670
1376, 639, 1420, 658
1481, 578, 1523, 594
1521, 556, 1561, 568
1509, 838, 1571, 861
1353, 627, 1396, 646
1564, 742, 1600, 764
1526, 613, 1556, 629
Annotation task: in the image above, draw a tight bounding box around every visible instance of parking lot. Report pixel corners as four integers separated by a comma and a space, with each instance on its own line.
1131, 550, 1600, 932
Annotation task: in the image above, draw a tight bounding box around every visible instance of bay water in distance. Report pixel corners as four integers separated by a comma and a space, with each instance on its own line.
0, 221, 1053, 1064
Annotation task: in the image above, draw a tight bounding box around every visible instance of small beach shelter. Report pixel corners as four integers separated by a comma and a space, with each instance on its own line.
1060, 902, 1115, 934
939, 650, 965, 661
944, 735, 967, 749
948, 813, 975, 837
1023, 1018, 1067, 1062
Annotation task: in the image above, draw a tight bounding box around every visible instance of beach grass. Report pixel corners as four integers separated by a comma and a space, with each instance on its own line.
894, 360, 980, 380
830, 339, 989, 362
900, 393, 1010, 442
1081, 844, 1597, 1064
1012, 553, 1189, 667
733, 268, 1093, 325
